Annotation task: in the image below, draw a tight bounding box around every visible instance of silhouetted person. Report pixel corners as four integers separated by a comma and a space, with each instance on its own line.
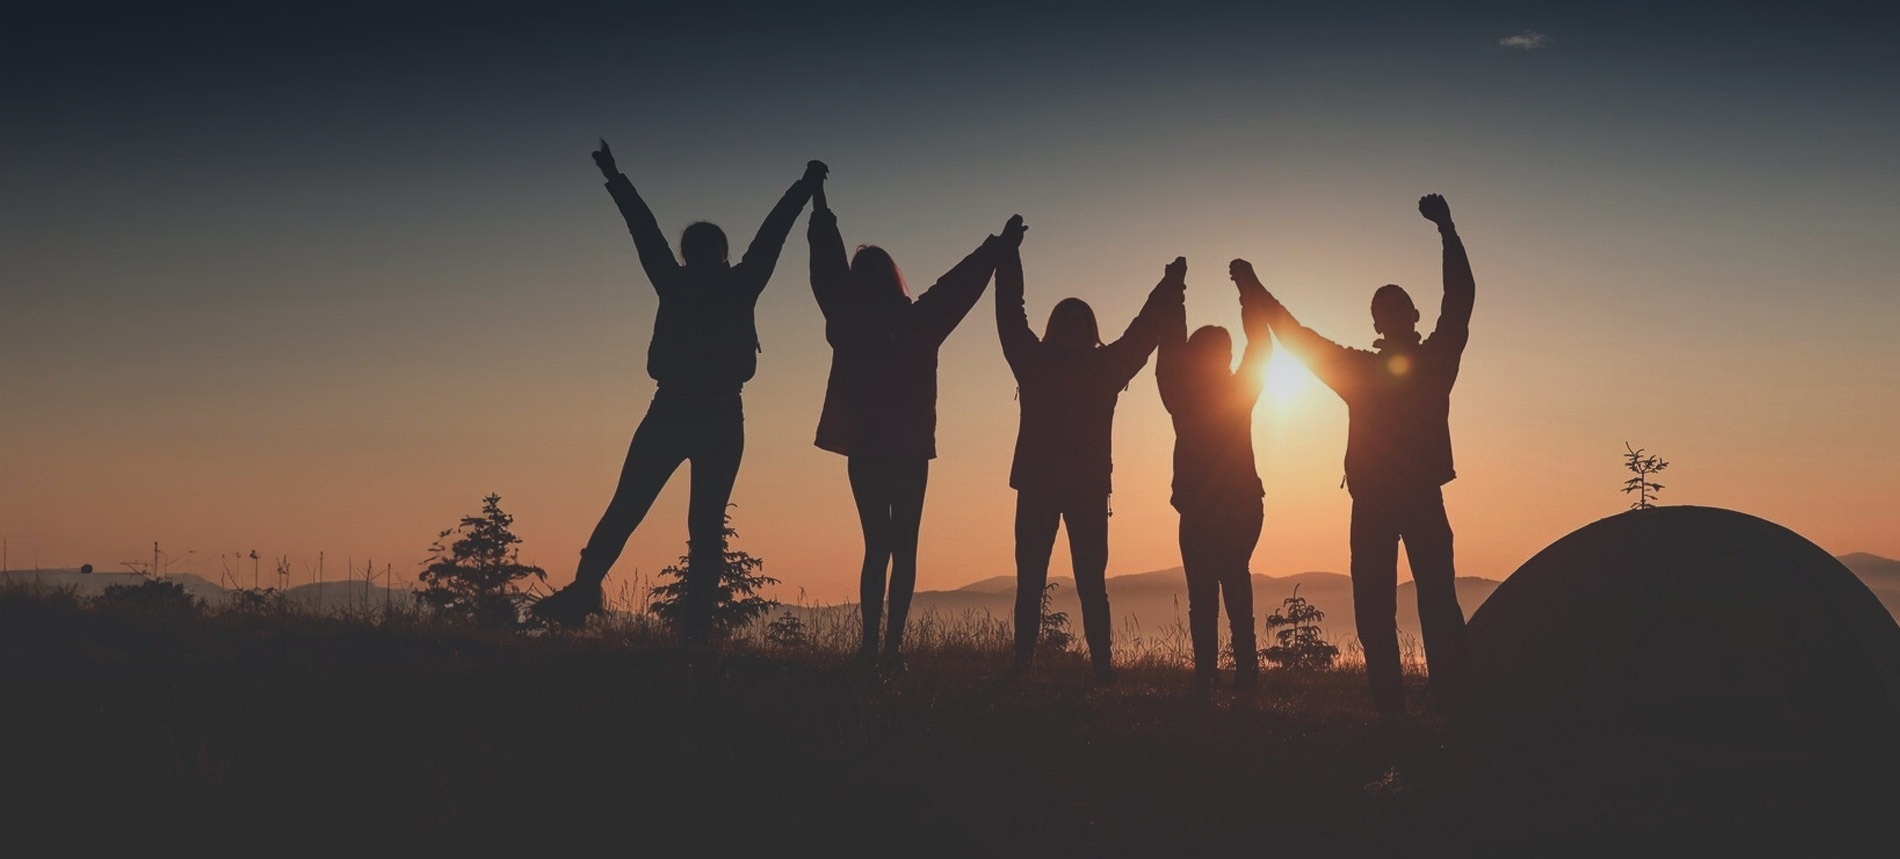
809, 173, 1021, 670
1156, 256, 1271, 693
531, 140, 824, 644
997, 243, 1178, 681
1237, 193, 1475, 718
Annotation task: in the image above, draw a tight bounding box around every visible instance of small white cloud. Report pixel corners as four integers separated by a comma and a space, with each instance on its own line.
1498, 30, 1550, 50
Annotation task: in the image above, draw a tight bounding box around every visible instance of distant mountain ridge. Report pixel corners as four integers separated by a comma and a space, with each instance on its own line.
0, 568, 406, 612
6, 553, 1898, 638
1837, 553, 1900, 620
906, 553, 1900, 650
893, 568, 1503, 654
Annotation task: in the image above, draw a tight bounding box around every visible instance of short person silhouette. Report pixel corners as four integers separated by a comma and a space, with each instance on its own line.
1237, 193, 1476, 717
1156, 256, 1273, 693
996, 242, 1179, 681
531, 141, 824, 643
807, 169, 1021, 669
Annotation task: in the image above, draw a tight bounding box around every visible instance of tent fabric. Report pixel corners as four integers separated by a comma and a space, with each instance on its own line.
1466, 505, 1900, 735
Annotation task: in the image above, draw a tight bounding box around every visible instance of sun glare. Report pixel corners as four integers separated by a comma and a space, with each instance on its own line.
1264, 351, 1312, 403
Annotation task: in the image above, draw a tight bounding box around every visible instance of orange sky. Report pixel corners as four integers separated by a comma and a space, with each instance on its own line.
4, 5, 1896, 605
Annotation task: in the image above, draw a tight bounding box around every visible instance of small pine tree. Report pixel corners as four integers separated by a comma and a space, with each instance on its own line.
764, 610, 809, 650
1038, 581, 1075, 653
1621, 442, 1670, 510
417, 493, 547, 627
647, 508, 780, 640
1263, 585, 1339, 670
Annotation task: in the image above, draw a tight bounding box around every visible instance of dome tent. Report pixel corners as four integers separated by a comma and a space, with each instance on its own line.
1462, 505, 1900, 848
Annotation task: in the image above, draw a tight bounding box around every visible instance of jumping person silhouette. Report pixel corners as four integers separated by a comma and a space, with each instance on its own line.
1236, 193, 1475, 717
1156, 256, 1272, 693
996, 243, 1181, 681
807, 171, 1021, 670
531, 141, 825, 643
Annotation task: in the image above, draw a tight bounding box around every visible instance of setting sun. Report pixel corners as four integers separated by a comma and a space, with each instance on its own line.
1263, 350, 1313, 403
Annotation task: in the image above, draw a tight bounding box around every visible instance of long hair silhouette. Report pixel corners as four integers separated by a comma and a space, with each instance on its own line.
808, 179, 1011, 668
996, 246, 1180, 681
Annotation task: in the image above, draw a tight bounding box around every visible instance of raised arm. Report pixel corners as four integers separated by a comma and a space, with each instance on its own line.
1102, 260, 1184, 387
806, 171, 849, 319
1234, 266, 1275, 404
737, 160, 826, 295
1229, 259, 1355, 395
1419, 193, 1473, 353
1152, 257, 1192, 413
993, 222, 1037, 376
594, 139, 681, 294
913, 215, 1018, 345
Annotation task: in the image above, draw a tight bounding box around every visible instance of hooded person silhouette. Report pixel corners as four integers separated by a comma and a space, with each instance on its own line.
531, 141, 823, 643
996, 243, 1181, 681
1155, 256, 1272, 693
1238, 193, 1475, 717
808, 172, 1020, 670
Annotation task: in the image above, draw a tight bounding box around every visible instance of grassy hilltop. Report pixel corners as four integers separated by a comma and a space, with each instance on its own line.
0, 579, 1883, 855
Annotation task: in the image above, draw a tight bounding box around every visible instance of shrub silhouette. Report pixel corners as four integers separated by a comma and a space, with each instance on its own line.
418, 493, 547, 627
1038, 581, 1075, 653
224, 587, 292, 616
1262, 585, 1339, 670
93, 578, 201, 618
764, 610, 809, 650
647, 509, 779, 640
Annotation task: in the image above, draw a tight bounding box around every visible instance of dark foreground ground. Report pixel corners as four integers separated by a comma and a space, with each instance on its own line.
2, 589, 1890, 856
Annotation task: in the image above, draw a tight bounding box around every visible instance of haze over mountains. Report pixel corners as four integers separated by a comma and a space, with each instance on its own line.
9, 554, 1898, 654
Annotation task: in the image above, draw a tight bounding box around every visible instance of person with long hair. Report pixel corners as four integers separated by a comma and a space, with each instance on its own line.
995, 241, 1181, 681
530, 141, 824, 645
1155, 256, 1272, 693
807, 175, 1023, 670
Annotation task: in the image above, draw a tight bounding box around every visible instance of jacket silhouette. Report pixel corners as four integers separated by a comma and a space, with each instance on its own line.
531, 142, 821, 643
1243, 193, 1475, 716
1156, 257, 1271, 691
611, 170, 810, 397
997, 265, 1173, 499
810, 211, 1004, 460
808, 182, 1011, 667
997, 243, 1176, 679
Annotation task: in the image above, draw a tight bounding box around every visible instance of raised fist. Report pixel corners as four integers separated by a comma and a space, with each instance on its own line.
1228, 258, 1260, 286
1164, 256, 1186, 281
1001, 214, 1027, 249
1418, 193, 1453, 228
803, 160, 830, 185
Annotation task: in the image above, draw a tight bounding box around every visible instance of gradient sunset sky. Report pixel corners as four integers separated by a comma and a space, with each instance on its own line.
3, 1, 1895, 604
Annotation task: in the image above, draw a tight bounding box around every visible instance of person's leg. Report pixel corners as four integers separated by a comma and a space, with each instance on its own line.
680, 399, 745, 647
1179, 510, 1222, 687
1220, 501, 1265, 690
1350, 493, 1404, 717
1402, 486, 1468, 713
536, 399, 688, 626
1012, 491, 1061, 672
847, 456, 896, 661
882, 458, 929, 662
1066, 493, 1113, 679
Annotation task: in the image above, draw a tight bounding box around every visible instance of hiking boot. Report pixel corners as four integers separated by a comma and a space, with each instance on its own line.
529, 581, 603, 629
